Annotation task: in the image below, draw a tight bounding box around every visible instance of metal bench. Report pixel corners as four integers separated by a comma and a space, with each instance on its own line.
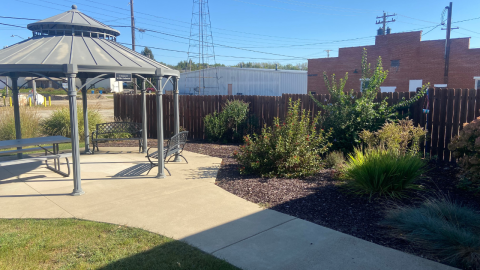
146, 131, 189, 175
92, 122, 143, 153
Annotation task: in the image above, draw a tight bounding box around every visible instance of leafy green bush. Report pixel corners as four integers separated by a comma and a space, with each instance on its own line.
42, 107, 103, 141
234, 99, 331, 178
310, 49, 428, 153
449, 117, 480, 183
342, 148, 426, 198
204, 111, 227, 142
204, 99, 249, 143
382, 197, 480, 269
0, 107, 42, 140
360, 119, 427, 155
323, 151, 345, 169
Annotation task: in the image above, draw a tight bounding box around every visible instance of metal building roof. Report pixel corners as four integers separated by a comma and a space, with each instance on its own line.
27, 5, 120, 37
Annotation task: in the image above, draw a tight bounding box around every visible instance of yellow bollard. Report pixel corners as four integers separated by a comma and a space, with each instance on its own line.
44, 96, 47, 107
29, 97, 31, 107
49, 96, 51, 106
9, 97, 12, 107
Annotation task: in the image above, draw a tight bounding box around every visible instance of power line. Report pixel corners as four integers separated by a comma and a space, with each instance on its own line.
69, 0, 338, 42
0, 22, 26, 28
0, 16, 40, 20
231, 0, 360, 16
120, 42, 307, 61
422, 24, 441, 36
452, 16, 480, 24
268, 0, 381, 13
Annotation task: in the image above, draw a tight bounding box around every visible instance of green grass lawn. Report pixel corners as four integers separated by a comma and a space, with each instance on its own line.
0, 219, 239, 270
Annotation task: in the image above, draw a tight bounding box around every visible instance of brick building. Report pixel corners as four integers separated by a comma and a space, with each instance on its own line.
307, 31, 480, 94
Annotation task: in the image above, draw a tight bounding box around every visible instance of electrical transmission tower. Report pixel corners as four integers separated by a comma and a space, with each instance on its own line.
186, 0, 220, 95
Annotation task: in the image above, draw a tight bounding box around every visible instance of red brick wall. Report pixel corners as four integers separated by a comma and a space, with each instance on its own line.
308, 31, 480, 94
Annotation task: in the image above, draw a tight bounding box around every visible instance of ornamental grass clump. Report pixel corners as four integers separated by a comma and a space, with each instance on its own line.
42, 107, 103, 141
234, 99, 331, 178
360, 118, 427, 155
0, 107, 42, 140
342, 148, 426, 198
382, 197, 480, 269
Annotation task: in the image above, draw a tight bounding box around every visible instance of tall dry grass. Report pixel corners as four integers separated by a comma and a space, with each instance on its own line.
0, 107, 42, 140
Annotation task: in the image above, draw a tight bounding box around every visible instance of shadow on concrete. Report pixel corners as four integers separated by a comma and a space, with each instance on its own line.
0, 175, 47, 184
0, 193, 72, 197
111, 163, 151, 177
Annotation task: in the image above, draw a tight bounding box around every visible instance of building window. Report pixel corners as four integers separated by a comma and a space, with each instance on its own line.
391, 60, 400, 67
310, 91, 317, 95
360, 78, 370, 91
475, 77, 480, 89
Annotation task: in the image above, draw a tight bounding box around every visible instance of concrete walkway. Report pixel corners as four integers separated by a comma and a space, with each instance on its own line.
0, 147, 456, 270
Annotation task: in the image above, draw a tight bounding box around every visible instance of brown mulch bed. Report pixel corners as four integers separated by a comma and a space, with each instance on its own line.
99, 139, 480, 268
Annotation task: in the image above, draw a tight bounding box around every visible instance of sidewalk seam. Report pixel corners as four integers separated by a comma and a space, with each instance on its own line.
210, 216, 298, 255
23, 182, 76, 218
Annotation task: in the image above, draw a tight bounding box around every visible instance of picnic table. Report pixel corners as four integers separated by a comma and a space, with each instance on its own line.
0, 136, 72, 177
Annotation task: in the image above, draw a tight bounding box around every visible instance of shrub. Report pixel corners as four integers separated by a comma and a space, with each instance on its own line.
360, 119, 427, 155
204, 111, 227, 142
324, 151, 345, 169
449, 117, 480, 182
0, 107, 42, 140
382, 196, 480, 269
204, 99, 249, 143
42, 107, 103, 141
310, 49, 428, 153
234, 99, 331, 178
342, 148, 426, 198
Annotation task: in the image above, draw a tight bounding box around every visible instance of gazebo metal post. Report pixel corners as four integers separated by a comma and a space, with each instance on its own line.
155, 76, 165, 178
173, 76, 181, 162
141, 80, 147, 153
66, 65, 84, 195
10, 74, 22, 158
80, 78, 90, 154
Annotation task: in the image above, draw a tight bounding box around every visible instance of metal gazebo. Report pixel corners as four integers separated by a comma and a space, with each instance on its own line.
0, 5, 181, 195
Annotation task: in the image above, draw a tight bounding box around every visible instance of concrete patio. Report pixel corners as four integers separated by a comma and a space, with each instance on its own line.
0, 147, 456, 270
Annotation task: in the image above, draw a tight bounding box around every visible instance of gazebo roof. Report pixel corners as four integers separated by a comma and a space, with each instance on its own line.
27, 5, 120, 37
0, 5, 175, 77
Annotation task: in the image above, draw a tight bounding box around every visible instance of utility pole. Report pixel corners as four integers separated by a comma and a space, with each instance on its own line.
324, 50, 333, 58
442, 2, 458, 85
130, 0, 137, 94
376, 12, 396, 35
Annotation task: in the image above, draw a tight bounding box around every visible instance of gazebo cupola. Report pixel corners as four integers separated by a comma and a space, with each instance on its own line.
26, 5, 120, 40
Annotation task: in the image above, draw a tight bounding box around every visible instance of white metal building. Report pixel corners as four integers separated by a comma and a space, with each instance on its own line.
170, 67, 307, 96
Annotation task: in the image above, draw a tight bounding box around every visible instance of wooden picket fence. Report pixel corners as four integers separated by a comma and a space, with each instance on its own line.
114, 88, 480, 161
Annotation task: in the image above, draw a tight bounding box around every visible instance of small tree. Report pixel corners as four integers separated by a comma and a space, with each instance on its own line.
310, 49, 428, 152
141, 47, 154, 60
204, 99, 250, 143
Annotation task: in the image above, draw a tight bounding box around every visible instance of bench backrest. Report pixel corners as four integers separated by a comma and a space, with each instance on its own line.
165, 131, 188, 157
96, 122, 142, 138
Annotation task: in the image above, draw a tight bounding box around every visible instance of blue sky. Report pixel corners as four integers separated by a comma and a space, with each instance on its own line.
1, 0, 479, 66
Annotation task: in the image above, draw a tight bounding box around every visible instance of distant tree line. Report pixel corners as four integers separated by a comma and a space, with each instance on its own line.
139, 47, 308, 72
